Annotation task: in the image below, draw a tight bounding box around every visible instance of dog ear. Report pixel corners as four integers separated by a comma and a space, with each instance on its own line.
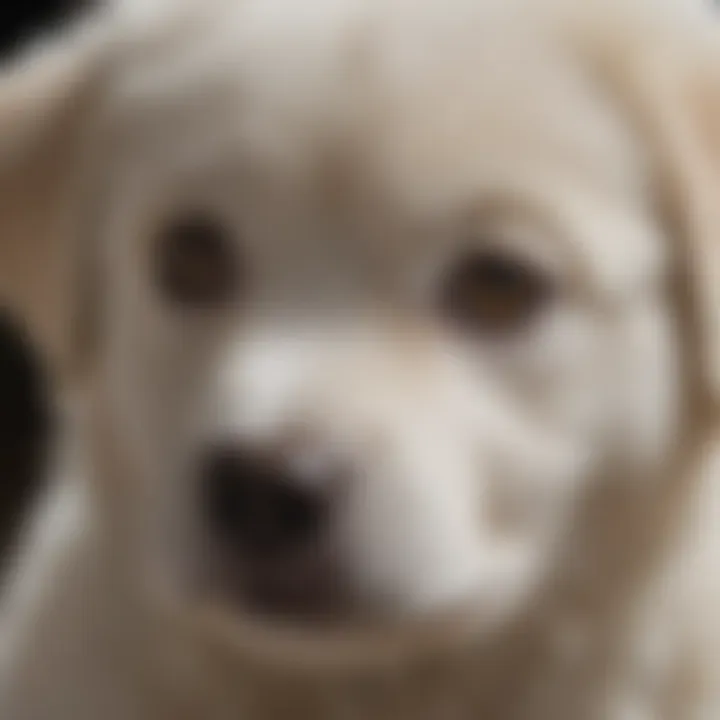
0, 21, 110, 381
588, 12, 720, 424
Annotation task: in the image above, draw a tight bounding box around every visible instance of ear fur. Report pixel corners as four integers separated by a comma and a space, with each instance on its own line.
576, 6, 720, 425
0, 17, 111, 380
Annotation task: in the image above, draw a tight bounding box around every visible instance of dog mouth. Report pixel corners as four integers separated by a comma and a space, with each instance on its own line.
179, 560, 491, 675
226, 552, 355, 626
181, 511, 518, 670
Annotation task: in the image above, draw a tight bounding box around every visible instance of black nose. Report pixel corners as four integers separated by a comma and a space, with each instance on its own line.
202, 445, 329, 558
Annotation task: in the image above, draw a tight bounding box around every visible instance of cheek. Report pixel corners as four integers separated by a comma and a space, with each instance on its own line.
99, 313, 226, 590
605, 304, 682, 472
103, 293, 225, 483
102, 233, 231, 453
480, 304, 663, 459
331, 361, 592, 615
471, 303, 682, 563
425, 325, 614, 571
503, 311, 614, 430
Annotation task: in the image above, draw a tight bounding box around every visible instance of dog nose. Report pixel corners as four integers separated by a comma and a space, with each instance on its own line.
202, 445, 331, 558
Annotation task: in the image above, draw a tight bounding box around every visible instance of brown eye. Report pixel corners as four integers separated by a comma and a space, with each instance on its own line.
155, 213, 241, 307
441, 250, 552, 335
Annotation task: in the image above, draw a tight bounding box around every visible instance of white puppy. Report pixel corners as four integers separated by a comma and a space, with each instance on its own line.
1, 0, 720, 717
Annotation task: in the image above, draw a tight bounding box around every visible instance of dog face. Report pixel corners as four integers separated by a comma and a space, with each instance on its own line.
1, 0, 718, 659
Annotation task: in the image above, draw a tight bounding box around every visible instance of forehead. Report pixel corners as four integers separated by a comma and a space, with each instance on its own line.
111, 1, 638, 176
104, 0, 661, 285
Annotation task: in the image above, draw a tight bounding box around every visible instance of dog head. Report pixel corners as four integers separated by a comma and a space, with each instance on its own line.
1, 0, 718, 668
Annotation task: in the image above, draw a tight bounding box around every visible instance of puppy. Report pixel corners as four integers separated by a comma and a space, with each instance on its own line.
1, 0, 720, 717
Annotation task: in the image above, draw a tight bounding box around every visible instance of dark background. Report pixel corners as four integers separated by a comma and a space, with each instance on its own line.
0, 0, 86, 571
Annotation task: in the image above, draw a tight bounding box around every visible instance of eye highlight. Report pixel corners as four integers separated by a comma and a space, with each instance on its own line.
440, 249, 553, 336
154, 213, 242, 308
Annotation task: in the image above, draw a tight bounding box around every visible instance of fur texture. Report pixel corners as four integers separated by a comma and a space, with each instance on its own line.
1, 0, 720, 718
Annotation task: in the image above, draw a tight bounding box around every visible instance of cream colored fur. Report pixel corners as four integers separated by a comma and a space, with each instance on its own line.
1, 0, 720, 718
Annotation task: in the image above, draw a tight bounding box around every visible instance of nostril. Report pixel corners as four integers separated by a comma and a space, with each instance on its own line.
203, 451, 255, 545
270, 481, 327, 548
202, 447, 329, 558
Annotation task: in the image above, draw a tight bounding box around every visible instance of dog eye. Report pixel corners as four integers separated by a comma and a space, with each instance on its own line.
155, 214, 241, 308
440, 250, 552, 335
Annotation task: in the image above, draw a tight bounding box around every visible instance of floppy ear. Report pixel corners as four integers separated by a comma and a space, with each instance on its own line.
587, 13, 720, 424
0, 23, 109, 380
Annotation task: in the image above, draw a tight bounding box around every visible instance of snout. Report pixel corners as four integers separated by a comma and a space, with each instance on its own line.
191, 330, 531, 628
